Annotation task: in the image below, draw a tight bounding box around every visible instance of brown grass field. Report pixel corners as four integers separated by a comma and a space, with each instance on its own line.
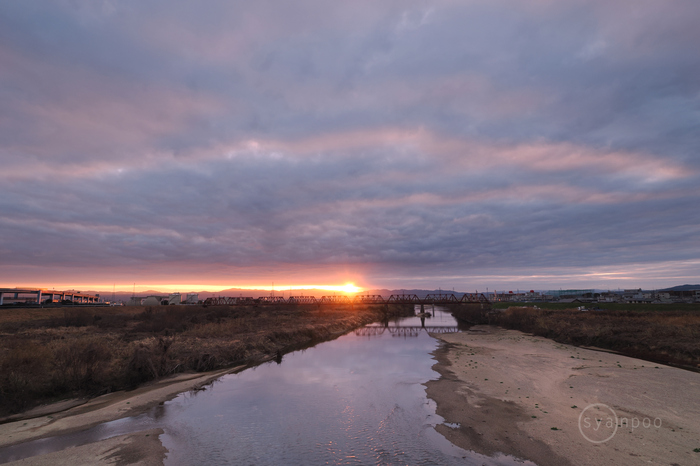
4, 302, 697, 420
453, 305, 700, 371
0, 304, 409, 418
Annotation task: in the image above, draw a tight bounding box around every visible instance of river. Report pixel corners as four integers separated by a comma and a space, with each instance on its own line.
0, 308, 527, 465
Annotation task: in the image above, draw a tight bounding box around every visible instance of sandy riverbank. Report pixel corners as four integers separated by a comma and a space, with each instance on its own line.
426, 326, 700, 466
6, 429, 166, 466
0, 365, 244, 463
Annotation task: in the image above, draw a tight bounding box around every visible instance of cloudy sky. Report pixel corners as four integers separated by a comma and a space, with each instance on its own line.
1, 0, 699, 292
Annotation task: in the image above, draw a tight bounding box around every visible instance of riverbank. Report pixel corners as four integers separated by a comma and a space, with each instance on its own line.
453, 305, 700, 370
0, 304, 415, 463
0, 304, 409, 420
0, 367, 241, 450
427, 326, 700, 466
5, 429, 166, 466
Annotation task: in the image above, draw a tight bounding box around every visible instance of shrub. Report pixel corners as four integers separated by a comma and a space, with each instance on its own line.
125, 337, 175, 387
51, 337, 111, 391
0, 341, 54, 411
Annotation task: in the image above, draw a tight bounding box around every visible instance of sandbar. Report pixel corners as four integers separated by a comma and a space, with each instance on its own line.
426, 326, 700, 465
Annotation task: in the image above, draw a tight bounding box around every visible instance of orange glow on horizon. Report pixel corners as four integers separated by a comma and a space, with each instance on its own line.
2, 282, 366, 294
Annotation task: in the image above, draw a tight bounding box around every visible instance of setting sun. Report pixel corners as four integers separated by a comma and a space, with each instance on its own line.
339, 283, 361, 293
293, 283, 363, 294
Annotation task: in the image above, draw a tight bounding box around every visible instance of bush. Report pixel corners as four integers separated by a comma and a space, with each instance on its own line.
51, 337, 111, 391
0, 341, 54, 412
125, 337, 175, 387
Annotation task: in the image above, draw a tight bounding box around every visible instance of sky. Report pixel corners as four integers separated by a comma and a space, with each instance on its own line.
1, 0, 699, 293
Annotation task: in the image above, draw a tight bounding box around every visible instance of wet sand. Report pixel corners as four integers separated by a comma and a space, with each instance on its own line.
6, 429, 166, 466
426, 326, 700, 466
0, 366, 244, 461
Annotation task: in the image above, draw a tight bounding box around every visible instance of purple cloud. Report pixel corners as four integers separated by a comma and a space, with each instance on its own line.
1, 0, 699, 290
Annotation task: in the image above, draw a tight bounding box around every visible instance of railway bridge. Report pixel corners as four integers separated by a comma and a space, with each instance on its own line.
203, 293, 490, 307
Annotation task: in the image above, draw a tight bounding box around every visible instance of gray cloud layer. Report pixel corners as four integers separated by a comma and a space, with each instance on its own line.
1, 0, 699, 289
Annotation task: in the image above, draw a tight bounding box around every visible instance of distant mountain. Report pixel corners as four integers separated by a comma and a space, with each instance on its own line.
659, 284, 700, 291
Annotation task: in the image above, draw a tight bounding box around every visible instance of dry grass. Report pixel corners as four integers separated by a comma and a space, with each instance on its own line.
0, 303, 407, 417
483, 307, 700, 369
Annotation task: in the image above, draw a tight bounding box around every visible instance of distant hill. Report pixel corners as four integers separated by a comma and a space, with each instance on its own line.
659, 284, 700, 291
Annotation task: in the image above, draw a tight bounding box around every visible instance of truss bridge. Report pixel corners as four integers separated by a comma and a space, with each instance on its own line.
203, 293, 490, 307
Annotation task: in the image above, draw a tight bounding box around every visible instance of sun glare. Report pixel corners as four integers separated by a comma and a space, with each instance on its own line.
297, 283, 362, 294
339, 283, 361, 293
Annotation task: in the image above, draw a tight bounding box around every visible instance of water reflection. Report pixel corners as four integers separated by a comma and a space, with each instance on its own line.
356, 306, 470, 339
0, 307, 526, 466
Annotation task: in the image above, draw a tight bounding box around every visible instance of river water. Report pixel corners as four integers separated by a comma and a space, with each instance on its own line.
1, 308, 527, 465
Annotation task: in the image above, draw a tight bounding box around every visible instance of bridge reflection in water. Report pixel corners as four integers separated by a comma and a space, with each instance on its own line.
355, 311, 463, 338
355, 325, 460, 338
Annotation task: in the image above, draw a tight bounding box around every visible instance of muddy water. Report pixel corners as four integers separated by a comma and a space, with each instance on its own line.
0, 308, 525, 465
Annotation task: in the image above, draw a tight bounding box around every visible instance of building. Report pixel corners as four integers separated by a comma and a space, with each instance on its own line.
0, 288, 101, 305
127, 296, 145, 306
